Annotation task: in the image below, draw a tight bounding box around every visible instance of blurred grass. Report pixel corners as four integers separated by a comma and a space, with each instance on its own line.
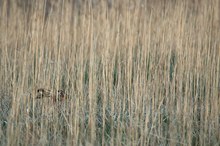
0, 0, 220, 145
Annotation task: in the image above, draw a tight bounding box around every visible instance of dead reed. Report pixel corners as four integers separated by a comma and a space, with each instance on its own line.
0, 0, 219, 145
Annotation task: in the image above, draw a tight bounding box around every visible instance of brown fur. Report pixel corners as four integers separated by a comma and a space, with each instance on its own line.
36, 88, 68, 103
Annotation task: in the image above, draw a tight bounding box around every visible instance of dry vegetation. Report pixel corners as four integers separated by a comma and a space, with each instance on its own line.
0, 0, 219, 145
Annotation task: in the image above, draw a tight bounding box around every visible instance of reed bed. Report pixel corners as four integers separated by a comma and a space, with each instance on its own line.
0, 0, 219, 145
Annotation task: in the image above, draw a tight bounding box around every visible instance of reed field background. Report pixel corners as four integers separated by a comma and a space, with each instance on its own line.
0, 0, 219, 145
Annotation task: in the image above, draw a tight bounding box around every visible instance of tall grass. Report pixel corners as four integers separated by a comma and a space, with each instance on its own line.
0, 0, 219, 145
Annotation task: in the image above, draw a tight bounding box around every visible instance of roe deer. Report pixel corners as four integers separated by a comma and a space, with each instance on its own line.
36, 88, 68, 103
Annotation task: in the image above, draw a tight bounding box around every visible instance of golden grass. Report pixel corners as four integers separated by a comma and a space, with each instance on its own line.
0, 0, 219, 145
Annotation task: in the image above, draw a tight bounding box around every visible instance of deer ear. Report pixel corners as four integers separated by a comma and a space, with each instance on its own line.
58, 90, 63, 93
37, 88, 42, 92
37, 89, 46, 97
